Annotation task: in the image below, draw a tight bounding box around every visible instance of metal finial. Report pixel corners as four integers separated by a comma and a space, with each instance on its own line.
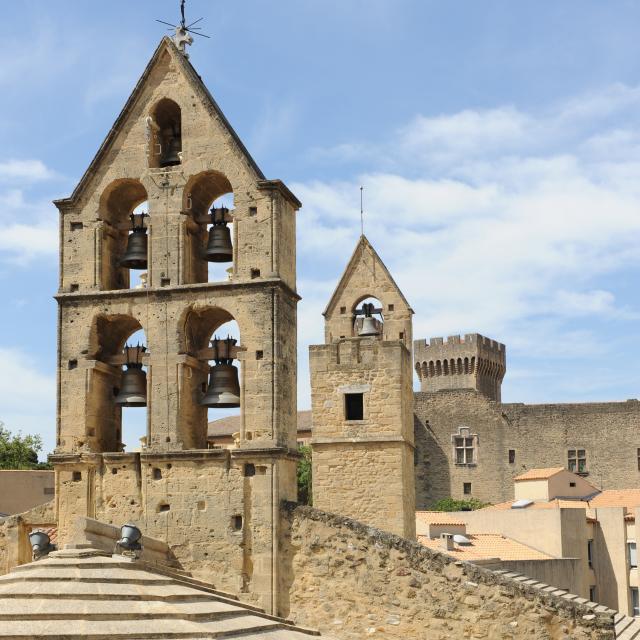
360, 186, 365, 237
156, 0, 211, 58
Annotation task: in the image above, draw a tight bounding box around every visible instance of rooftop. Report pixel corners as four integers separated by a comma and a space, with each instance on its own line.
416, 511, 465, 527
514, 467, 565, 481
418, 533, 553, 562
209, 410, 312, 438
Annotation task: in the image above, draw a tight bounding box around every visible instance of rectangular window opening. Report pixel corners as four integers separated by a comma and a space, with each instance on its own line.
628, 541, 637, 569
508, 449, 515, 464
631, 587, 639, 617
587, 539, 594, 569
568, 448, 588, 474
463, 482, 472, 495
454, 436, 475, 465
345, 393, 364, 421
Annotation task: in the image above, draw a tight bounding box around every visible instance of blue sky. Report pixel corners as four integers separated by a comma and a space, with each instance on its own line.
3, 0, 640, 455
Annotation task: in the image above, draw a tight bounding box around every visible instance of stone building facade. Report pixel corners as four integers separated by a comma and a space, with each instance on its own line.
413, 338, 640, 508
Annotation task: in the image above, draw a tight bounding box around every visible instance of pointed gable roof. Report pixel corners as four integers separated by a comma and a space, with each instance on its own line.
323, 235, 413, 317
55, 37, 265, 208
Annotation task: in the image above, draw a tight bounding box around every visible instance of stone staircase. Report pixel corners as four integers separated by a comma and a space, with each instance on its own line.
493, 570, 640, 639
0, 546, 321, 639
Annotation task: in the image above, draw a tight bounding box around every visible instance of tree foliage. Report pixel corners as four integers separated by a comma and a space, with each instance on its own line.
0, 423, 51, 470
431, 497, 490, 512
297, 445, 313, 506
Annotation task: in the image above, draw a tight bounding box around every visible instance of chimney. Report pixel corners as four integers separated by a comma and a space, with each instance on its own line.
441, 533, 455, 551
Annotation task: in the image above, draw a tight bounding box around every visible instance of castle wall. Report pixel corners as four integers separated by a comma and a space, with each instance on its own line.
280, 505, 614, 640
414, 390, 640, 508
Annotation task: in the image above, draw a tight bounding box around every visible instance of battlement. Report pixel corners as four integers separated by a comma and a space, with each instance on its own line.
414, 333, 506, 402
415, 333, 505, 354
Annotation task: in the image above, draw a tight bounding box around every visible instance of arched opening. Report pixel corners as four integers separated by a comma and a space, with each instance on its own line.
99, 180, 149, 290
178, 306, 243, 449
182, 171, 235, 285
352, 296, 384, 338
86, 314, 149, 453
148, 98, 182, 169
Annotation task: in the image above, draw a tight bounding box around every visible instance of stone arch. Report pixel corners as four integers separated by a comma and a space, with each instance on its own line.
351, 295, 384, 338
181, 170, 236, 285
148, 97, 182, 168
98, 179, 149, 291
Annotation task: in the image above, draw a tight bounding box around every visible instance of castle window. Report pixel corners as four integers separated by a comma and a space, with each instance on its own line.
568, 449, 587, 474
452, 427, 477, 465
637, 448, 640, 471
345, 393, 364, 421
589, 586, 597, 603
508, 449, 515, 464
632, 587, 640, 617
628, 541, 637, 569
463, 482, 472, 495
587, 539, 594, 568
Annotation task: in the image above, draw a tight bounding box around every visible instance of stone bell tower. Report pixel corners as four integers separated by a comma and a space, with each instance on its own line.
50, 37, 300, 614
309, 236, 416, 539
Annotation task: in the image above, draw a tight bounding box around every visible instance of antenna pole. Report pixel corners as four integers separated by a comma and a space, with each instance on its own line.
360, 186, 365, 237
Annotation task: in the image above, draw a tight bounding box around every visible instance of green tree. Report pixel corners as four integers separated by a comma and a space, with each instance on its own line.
297, 445, 313, 505
0, 423, 51, 470
431, 497, 490, 512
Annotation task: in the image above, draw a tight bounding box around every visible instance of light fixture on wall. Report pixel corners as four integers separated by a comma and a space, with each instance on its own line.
115, 344, 147, 407
204, 206, 233, 263
29, 530, 55, 560
201, 336, 241, 408
115, 523, 143, 557
120, 213, 149, 270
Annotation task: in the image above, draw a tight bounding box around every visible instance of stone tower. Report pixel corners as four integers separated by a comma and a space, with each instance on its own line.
414, 334, 506, 401
309, 236, 416, 539
49, 38, 300, 614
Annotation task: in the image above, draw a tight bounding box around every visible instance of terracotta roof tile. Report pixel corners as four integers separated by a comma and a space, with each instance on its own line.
418, 533, 552, 562
589, 490, 640, 510
415, 511, 465, 526
514, 467, 565, 481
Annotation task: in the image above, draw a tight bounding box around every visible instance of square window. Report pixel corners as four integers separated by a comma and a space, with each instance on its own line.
340, 306, 347, 314
508, 449, 516, 464
345, 393, 364, 421
388, 304, 395, 312
463, 482, 472, 495
72, 471, 82, 482
249, 206, 258, 216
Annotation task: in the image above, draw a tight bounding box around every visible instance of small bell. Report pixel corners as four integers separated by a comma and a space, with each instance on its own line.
204, 206, 233, 263
201, 337, 241, 408
358, 302, 381, 337
115, 345, 147, 407
121, 214, 148, 270
159, 126, 181, 167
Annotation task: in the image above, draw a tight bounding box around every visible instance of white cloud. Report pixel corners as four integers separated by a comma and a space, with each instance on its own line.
293, 83, 640, 394
0, 160, 56, 182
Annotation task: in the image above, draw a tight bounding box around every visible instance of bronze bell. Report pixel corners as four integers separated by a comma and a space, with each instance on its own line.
201, 337, 241, 408
159, 127, 181, 167
358, 302, 381, 337
204, 206, 233, 263
121, 214, 148, 270
115, 345, 147, 407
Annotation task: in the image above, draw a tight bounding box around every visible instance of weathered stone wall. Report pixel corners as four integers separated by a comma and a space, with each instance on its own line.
281, 504, 614, 640
0, 501, 55, 575
414, 390, 640, 507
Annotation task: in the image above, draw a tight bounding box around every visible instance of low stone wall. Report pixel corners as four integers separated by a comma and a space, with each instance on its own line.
281, 504, 614, 640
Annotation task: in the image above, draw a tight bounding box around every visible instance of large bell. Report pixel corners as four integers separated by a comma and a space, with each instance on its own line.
201, 336, 241, 408
201, 363, 241, 408
358, 302, 381, 337
121, 228, 148, 270
204, 207, 233, 263
115, 345, 147, 407
359, 316, 380, 337
159, 128, 181, 167
115, 365, 147, 407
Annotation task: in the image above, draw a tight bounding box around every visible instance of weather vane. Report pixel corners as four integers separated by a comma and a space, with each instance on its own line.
157, 0, 210, 58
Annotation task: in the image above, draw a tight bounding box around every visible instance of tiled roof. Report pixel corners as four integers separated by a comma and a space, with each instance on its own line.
208, 410, 312, 438
514, 467, 565, 481
589, 490, 640, 510
486, 499, 586, 511
415, 511, 465, 526
418, 533, 552, 562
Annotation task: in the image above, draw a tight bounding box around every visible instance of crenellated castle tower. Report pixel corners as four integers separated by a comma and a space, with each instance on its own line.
50, 38, 300, 613
414, 334, 506, 401
309, 236, 416, 538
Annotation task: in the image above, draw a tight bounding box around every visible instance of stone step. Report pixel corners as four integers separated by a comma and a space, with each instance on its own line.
0, 616, 302, 639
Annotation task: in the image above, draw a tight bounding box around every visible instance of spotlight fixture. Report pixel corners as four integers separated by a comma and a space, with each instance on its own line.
115, 523, 143, 557
29, 530, 55, 560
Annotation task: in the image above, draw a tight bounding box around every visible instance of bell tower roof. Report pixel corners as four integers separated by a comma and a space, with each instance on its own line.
54, 37, 296, 209
323, 235, 413, 317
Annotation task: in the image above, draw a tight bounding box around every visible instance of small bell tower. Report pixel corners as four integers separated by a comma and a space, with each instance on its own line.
50, 36, 300, 614
309, 236, 416, 538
